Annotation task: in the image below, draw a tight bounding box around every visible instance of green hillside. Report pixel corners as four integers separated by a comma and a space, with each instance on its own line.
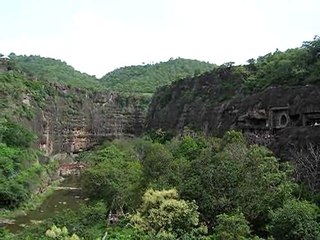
0, 71, 60, 210
243, 36, 320, 92
8, 54, 103, 89
99, 58, 215, 93
7, 55, 215, 94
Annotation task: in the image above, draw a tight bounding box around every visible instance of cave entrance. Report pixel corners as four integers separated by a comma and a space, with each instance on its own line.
303, 112, 320, 126
269, 106, 290, 129
279, 114, 289, 127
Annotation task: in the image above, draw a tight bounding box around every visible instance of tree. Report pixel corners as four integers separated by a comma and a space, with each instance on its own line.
1, 120, 36, 148
133, 140, 174, 187
81, 145, 143, 211
290, 143, 320, 195
171, 135, 206, 161
178, 131, 295, 233
213, 212, 252, 240
130, 189, 205, 239
268, 199, 320, 240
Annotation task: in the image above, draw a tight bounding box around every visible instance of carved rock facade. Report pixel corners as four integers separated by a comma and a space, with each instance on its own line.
147, 80, 320, 158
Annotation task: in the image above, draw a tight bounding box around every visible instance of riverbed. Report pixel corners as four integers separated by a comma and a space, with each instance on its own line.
4, 175, 87, 233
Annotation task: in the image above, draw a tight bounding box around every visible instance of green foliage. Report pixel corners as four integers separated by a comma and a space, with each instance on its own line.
6, 54, 215, 96
9, 131, 314, 239
0, 118, 47, 209
213, 212, 252, 240
136, 141, 174, 186
14, 202, 111, 239
0, 228, 13, 240
150, 37, 320, 122
175, 131, 295, 233
4, 37, 320, 239
100, 58, 215, 93
268, 199, 320, 240
130, 188, 205, 239
47, 202, 107, 239
221, 129, 246, 146
242, 36, 320, 92
0, 142, 45, 208
0, 71, 61, 121
171, 135, 207, 161
45, 225, 80, 240
79, 132, 295, 237
104, 227, 149, 239
81, 144, 143, 210
146, 129, 174, 144
10, 54, 101, 90
1, 119, 36, 148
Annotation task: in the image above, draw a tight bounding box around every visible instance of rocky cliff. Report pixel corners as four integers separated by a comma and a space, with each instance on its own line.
34, 86, 145, 155
2, 75, 145, 155
146, 70, 320, 158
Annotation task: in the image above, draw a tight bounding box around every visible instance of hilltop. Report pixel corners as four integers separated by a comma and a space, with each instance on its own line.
5, 54, 215, 94
99, 58, 215, 94
8, 54, 102, 89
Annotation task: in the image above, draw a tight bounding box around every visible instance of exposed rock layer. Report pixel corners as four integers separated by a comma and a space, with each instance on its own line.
146, 73, 320, 158
25, 86, 144, 155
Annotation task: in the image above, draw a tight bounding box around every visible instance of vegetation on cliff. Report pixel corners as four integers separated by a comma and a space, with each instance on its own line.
151, 36, 320, 105
243, 36, 320, 92
8, 54, 101, 90
0, 118, 46, 209
147, 36, 320, 136
0, 72, 51, 210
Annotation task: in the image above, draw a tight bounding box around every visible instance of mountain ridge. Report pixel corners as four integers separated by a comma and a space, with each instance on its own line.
4, 54, 215, 93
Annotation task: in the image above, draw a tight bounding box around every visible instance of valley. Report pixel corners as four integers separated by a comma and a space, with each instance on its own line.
1, 36, 320, 239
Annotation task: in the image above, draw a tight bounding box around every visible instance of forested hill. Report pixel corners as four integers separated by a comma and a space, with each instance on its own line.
99, 58, 215, 93
243, 36, 320, 92
8, 54, 102, 89
7, 55, 215, 94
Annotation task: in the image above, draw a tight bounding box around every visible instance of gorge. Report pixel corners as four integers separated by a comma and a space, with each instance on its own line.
2, 37, 320, 239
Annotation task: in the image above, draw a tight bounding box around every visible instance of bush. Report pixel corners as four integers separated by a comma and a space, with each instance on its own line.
1, 119, 36, 148
213, 212, 252, 240
268, 199, 320, 240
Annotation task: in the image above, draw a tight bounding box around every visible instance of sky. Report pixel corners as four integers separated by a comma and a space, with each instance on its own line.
0, 0, 319, 78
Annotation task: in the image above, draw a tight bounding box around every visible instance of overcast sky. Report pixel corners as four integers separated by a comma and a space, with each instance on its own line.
0, 0, 319, 77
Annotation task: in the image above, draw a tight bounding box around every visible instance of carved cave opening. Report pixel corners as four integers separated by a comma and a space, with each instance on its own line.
303, 112, 320, 126
279, 114, 289, 127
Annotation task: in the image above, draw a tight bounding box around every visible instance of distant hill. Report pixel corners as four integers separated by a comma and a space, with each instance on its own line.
7, 55, 215, 94
99, 58, 215, 94
8, 54, 103, 89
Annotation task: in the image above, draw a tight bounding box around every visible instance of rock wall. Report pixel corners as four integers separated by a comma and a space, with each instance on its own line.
25, 85, 145, 155
146, 72, 320, 158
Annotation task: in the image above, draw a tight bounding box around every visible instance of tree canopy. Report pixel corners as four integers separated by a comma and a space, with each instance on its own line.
100, 58, 215, 93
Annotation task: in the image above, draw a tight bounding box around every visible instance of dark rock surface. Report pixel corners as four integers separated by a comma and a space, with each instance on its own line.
146, 73, 320, 158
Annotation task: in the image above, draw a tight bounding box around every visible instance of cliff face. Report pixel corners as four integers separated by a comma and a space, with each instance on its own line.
146, 72, 320, 158
23, 85, 144, 155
